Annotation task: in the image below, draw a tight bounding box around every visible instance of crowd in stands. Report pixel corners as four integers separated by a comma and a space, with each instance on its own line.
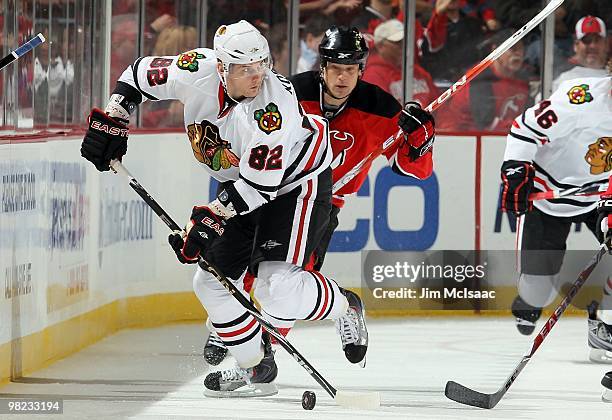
2, 1, 608, 132
187, 0, 609, 133
289, 0, 610, 133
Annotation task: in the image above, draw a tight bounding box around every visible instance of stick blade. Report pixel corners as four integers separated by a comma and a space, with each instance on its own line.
445, 381, 496, 409
335, 390, 380, 410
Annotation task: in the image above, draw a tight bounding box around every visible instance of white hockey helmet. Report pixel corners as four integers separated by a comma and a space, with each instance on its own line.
214, 20, 272, 85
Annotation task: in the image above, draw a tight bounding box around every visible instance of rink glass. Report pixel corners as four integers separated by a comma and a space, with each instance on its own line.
2, 0, 597, 134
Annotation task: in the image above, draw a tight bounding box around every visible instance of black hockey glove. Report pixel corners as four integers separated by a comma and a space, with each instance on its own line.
500, 160, 535, 216
168, 206, 226, 264
596, 193, 612, 249
81, 108, 129, 172
398, 102, 435, 161
168, 232, 197, 264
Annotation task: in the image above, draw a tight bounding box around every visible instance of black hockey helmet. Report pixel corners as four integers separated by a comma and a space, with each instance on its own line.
319, 26, 369, 70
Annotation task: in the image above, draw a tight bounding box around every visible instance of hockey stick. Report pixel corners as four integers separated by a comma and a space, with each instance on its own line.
332, 0, 565, 194
529, 182, 609, 201
109, 159, 380, 409
0, 33, 46, 71
445, 243, 608, 409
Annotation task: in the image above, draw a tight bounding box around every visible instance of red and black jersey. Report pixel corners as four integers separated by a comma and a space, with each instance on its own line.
290, 71, 433, 207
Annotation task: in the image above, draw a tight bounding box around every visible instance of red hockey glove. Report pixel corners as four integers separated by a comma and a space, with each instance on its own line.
398, 102, 436, 161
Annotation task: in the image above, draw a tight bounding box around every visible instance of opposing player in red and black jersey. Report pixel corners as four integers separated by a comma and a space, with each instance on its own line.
202, 26, 436, 367
291, 26, 435, 271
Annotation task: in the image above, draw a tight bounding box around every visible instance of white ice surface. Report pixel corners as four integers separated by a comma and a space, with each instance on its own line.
1, 317, 610, 419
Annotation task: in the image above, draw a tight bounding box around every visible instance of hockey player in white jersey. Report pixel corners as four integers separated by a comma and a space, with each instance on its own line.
500, 73, 612, 361
80, 20, 369, 396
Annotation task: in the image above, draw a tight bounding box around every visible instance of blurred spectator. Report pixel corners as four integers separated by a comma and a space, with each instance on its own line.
416, 0, 435, 16
437, 29, 530, 132
595, 1, 611, 27
389, 2, 433, 60
553, 16, 609, 91
352, 0, 398, 33
110, 13, 139, 85
297, 15, 334, 73
206, 1, 288, 44
146, 13, 177, 53
493, 0, 541, 31
245, 0, 288, 31
112, 0, 139, 16
421, 0, 484, 82
300, 0, 362, 21
459, 0, 500, 31
560, 0, 611, 32
153, 25, 198, 56
267, 23, 290, 76
362, 19, 439, 106
415, 0, 435, 20
521, 2, 579, 76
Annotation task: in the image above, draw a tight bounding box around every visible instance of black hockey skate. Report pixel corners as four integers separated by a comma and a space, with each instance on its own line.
336, 288, 369, 367
511, 295, 542, 335
587, 301, 612, 363
203, 331, 278, 397
203, 330, 228, 366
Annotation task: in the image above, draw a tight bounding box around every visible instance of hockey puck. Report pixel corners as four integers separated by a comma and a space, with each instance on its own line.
601, 371, 612, 390
302, 391, 316, 410
602, 371, 612, 402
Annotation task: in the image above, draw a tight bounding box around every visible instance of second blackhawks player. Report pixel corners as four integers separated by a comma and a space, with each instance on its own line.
501, 74, 612, 361
80, 20, 369, 396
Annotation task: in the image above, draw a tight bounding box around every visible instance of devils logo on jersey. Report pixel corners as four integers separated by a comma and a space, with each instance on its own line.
567, 84, 593, 105
254, 102, 282, 134
329, 130, 355, 169
177, 51, 205, 72
585, 137, 612, 175
187, 120, 239, 171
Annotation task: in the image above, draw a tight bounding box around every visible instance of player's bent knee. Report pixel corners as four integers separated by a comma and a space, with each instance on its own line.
254, 261, 303, 316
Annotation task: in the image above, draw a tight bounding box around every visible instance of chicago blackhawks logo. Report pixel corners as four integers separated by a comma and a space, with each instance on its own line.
567, 84, 593, 105
585, 137, 612, 175
177, 51, 205, 72
254, 103, 282, 134
187, 120, 239, 171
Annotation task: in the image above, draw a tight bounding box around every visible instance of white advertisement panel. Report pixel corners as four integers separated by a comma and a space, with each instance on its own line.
1, 131, 605, 349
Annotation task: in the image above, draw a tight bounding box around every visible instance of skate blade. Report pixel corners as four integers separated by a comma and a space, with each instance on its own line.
589, 348, 612, 364
358, 356, 366, 368
603, 388, 612, 402
203, 383, 278, 398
